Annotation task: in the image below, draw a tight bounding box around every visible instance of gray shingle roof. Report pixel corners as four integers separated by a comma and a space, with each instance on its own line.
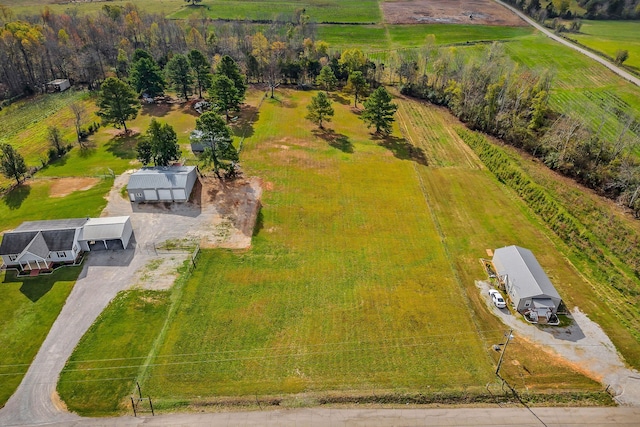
492, 245, 561, 300
0, 229, 78, 255
22, 231, 49, 259
128, 166, 196, 191
15, 218, 88, 231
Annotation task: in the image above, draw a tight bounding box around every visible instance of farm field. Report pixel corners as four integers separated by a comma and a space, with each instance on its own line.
0, 267, 80, 405
2, 0, 183, 16
570, 20, 640, 71
503, 33, 640, 141
317, 24, 535, 51
58, 90, 603, 414
168, 0, 381, 23
2, 0, 640, 415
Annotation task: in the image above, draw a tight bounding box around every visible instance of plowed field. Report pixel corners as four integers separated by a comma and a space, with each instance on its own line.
382, 0, 527, 26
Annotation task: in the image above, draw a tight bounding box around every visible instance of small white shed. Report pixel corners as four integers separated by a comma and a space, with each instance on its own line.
127, 166, 197, 203
47, 79, 70, 92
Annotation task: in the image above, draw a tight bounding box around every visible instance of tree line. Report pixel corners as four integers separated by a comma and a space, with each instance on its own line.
502, 0, 640, 20
0, 3, 316, 100
398, 41, 640, 215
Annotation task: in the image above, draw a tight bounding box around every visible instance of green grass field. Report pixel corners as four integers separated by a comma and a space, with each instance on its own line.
317, 24, 534, 51
169, 0, 381, 23
0, 177, 112, 232
0, 90, 94, 170
2, 0, 183, 16
58, 89, 602, 414
570, 20, 640, 71
504, 33, 640, 141
58, 290, 171, 416
0, 267, 80, 405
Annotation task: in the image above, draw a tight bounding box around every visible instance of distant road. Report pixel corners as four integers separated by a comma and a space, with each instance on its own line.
494, 0, 640, 88
28, 406, 640, 427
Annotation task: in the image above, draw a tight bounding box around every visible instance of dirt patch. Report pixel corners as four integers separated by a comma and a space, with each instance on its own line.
48, 177, 100, 198
199, 176, 262, 248
381, 0, 527, 26
104, 128, 141, 137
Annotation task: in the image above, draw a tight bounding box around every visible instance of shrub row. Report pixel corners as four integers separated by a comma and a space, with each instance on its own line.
78, 121, 100, 140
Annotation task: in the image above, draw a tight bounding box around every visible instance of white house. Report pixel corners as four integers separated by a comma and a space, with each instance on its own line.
0, 219, 87, 272
127, 166, 198, 203
0, 216, 133, 273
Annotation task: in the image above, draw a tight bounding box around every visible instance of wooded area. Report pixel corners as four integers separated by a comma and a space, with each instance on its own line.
504, 0, 640, 20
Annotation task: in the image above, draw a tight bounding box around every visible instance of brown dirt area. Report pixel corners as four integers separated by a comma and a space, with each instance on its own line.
198, 175, 263, 248
48, 177, 100, 197
381, 0, 527, 26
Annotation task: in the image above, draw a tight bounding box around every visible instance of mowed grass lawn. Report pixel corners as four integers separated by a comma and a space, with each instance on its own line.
571, 20, 640, 71
144, 89, 494, 399
0, 267, 81, 406
58, 89, 600, 415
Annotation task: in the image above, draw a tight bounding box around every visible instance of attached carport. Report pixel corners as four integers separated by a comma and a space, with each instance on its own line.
79, 216, 133, 251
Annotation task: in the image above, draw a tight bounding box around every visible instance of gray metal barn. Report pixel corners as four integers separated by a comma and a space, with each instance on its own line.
492, 245, 562, 324
127, 166, 197, 203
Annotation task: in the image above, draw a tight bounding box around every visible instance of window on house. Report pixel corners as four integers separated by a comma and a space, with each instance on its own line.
57, 251, 66, 257
8, 255, 17, 261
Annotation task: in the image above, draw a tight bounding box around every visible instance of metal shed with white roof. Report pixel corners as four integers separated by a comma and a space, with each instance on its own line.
78, 216, 133, 251
127, 166, 197, 203
492, 245, 562, 321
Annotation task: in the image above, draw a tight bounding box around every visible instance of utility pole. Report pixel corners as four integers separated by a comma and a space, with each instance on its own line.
495, 329, 514, 376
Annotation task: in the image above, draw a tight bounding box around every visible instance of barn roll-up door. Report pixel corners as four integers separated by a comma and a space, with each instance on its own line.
158, 189, 172, 200
143, 189, 158, 200
172, 189, 187, 201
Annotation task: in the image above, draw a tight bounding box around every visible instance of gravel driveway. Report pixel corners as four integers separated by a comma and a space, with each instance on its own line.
477, 281, 640, 406
0, 172, 257, 426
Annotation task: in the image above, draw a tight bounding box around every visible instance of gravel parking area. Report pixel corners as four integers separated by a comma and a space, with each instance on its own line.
477, 280, 640, 406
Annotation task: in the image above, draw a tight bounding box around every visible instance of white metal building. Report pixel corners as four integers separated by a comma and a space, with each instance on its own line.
492, 245, 562, 321
78, 216, 133, 251
127, 166, 198, 203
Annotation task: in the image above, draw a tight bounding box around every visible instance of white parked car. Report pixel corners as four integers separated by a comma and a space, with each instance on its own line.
488, 289, 506, 309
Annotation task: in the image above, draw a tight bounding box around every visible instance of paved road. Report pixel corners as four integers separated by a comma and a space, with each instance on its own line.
21, 407, 640, 427
494, 0, 640, 88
